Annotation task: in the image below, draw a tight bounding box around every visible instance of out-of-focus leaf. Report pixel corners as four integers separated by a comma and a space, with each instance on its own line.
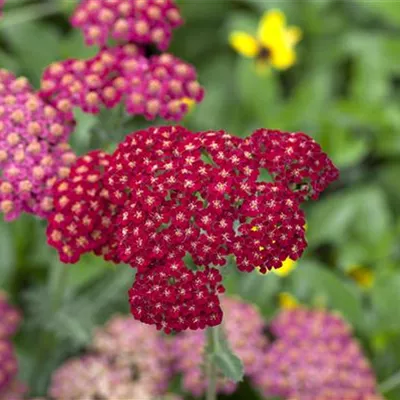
355, 0, 400, 25
291, 262, 365, 328
371, 271, 400, 333
0, 221, 15, 288
2, 21, 60, 85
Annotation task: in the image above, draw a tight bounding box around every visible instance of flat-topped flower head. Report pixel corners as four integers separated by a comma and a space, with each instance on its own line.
0, 69, 76, 221
92, 314, 171, 393
129, 260, 224, 332
229, 9, 302, 73
49, 356, 142, 399
39, 46, 204, 122
244, 129, 339, 201
71, 0, 183, 50
172, 296, 268, 396
46, 150, 116, 264
253, 307, 381, 400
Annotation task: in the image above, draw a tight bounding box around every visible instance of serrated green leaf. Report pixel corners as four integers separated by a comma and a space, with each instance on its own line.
214, 351, 244, 382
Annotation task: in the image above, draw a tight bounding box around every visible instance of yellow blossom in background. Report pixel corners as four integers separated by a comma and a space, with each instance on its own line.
272, 257, 297, 277
229, 9, 302, 73
347, 265, 375, 289
279, 292, 299, 309
180, 97, 196, 112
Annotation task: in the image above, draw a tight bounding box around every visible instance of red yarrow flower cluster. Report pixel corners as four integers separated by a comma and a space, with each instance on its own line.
47, 126, 338, 331
130, 260, 224, 332
71, 0, 183, 50
253, 308, 382, 400
0, 69, 76, 221
39, 46, 204, 122
46, 150, 115, 263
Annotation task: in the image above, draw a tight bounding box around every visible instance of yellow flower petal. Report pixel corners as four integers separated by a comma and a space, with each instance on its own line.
258, 9, 286, 48
271, 45, 296, 70
229, 31, 260, 58
279, 292, 299, 309
286, 26, 302, 46
180, 97, 196, 112
273, 258, 296, 277
348, 265, 375, 289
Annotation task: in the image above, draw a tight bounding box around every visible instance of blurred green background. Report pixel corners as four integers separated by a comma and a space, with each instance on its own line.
1, 0, 400, 398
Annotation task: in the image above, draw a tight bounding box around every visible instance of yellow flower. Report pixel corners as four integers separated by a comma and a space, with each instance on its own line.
347, 265, 375, 289
279, 292, 299, 309
272, 257, 297, 277
229, 9, 302, 72
180, 97, 196, 112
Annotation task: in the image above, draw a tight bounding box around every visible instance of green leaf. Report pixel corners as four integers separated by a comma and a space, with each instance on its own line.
211, 326, 244, 382
291, 262, 365, 329
2, 21, 60, 85
371, 271, 400, 332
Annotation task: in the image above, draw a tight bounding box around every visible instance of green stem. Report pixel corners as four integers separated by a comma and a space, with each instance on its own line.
0, 2, 60, 28
380, 369, 400, 394
206, 326, 219, 400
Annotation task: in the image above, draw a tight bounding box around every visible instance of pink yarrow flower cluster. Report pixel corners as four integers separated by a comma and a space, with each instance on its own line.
0, 69, 76, 221
46, 125, 339, 332
71, 0, 183, 50
38, 0, 203, 122
253, 308, 383, 400
0, 292, 27, 399
173, 297, 269, 397
39, 46, 204, 122
49, 315, 179, 400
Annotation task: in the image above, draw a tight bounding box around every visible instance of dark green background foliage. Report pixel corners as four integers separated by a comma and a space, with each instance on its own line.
1, 0, 400, 398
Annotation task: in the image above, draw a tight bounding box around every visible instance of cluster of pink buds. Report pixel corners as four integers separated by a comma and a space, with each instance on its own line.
38, 0, 203, 122
49, 315, 179, 400
253, 308, 382, 400
0, 69, 76, 221
71, 0, 184, 50
0, 292, 27, 399
39, 46, 204, 122
47, 125, 339, 332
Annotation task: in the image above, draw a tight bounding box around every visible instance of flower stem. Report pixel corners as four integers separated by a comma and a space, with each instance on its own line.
206, 326, 219, 400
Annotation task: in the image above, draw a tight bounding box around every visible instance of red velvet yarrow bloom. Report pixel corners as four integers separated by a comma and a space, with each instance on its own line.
172, 297, 269, 397
0, 69, 76, 221
71, 0, 183, 50
92, 315, 172, 394
244, 129, 339, 201
253, 308, 380, 400
103, 126, 307, 274
39, 46, 204, 122
46, 150, 116, 263
129, 259, 224, 332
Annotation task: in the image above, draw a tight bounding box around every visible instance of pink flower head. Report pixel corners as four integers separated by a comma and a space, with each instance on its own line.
0, 69, 76, 221
0, 292, 21, 339
0, 380, 27, 400
92, 315, 172, 394
39, 46, 204, 122
0, 340, 18, 394
46, 150, 116, 264
172, 296, 269, 396
245, 129, 339, 201
71, 0, 183, 50
253, 308, 381, 400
